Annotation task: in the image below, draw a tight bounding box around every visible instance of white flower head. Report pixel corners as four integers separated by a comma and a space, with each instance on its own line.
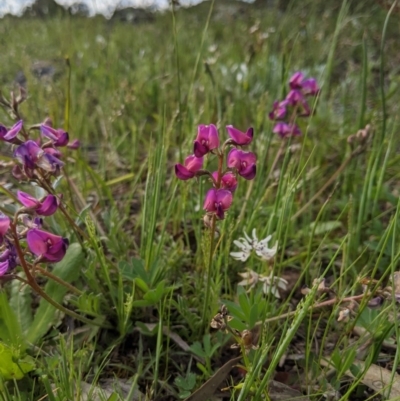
259, 274, 288, 299
230, 229, 277, 262
237, 269, 260, 291
237, 269, 288, 299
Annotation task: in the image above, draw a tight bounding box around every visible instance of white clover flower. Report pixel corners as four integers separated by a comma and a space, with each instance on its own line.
237, 269, 260, 290
237, 269, 288, 299
259, 274, 288, 299
230, 229, 277, 262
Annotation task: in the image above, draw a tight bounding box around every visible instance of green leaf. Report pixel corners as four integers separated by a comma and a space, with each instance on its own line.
26, 243, 84, 344
0, 291, 24, 349
249, 303, 259, 329
9, 274, 33, 336
190, 341, 206, 358
0, 342, 35, 381
309, 221, 342, 235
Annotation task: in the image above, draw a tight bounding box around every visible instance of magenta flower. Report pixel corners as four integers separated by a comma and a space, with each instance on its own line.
40, 124, 69, 147
67, 139, 80, 149
27, 228, 69, 262
203, 189, 233, 220
301, 78, 319, 96
193, 124, 220, 157
227, 149, 256, 180
0, 120, 23, 142
175, 155, 204, 180
273, 122, 301, 138
17, 191, 58, 216
289, 72, 305, 90
0, 213, 10, 244
226, 125, 253, 146
14, 140, 64, 173
0, 242, 18, 274
289, 72, 319, 96
212, 171, 238, 192
14, 140, 43, 170
268, 100, 288, 121
286, 90, 311, 117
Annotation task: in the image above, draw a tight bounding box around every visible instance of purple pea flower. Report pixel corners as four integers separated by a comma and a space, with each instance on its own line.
203, 188, 233, 220
14, 140, 64, 173
27, 228, 69, 262
42, 153, 64, 172
289, 72, 305, 90
226, 125, 253, 146
301, 78, 319, 96
14, 140, 44, 170
0, 261, 9, 276
0, 242, 18, 275
0, 120, 23, 142
286, 90, 311, 117
273, 122, 301, 138
193, 124, 220, 158
0, 213, 10, 245
67, 139, 80, 149
211, 171, 238, 192
17, 191, 59, 216
175, 155, 204, 180
40, 124, 69, 147
227, 149, 257, 180
269, 100, 288, 121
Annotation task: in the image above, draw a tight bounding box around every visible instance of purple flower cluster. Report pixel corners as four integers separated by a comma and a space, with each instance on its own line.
175, 124, 256, 220
0, 118, 77, 277
0, 194, 68, 277
0, 119, 79, 180
269, 71, 319, 138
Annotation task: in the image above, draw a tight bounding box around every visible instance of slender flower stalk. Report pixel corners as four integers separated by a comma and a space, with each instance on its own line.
175, 124, 256, 326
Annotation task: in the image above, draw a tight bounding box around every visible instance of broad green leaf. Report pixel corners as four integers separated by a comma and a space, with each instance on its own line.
0, 342, 35, 380
26, 243, 84, 344
9, 273, 33, 336
0, 291, 24, 349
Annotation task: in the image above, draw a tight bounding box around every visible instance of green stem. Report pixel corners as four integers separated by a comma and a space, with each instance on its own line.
202, 213, 217, 327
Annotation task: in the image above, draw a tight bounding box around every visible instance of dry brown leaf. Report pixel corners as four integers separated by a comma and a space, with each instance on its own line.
321, 359, 400, 398
185, 356, 310, 401
184, 356, 242, 401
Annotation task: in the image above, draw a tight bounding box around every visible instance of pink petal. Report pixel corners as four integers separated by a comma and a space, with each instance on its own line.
207, 124, 220, 150
4, 120, 23, 140
215, 189, 233, 210
17, 191, 40, 209
289, 71, 304, 89
36, 195, 59, 216
0, 214, 10, 236
226, 125, 253, 145
203, 189, 217, 212
185, 154, 203, 172
0, 261, 9, 276
27, 229, 49, 257
175, 164, 195, 180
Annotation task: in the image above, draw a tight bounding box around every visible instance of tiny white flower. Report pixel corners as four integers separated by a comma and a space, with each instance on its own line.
231, 229, 278, 262
230, 238, 253, 261
259, 274, 288, 299
237, 269, 260, 291
238, 270, 288, 299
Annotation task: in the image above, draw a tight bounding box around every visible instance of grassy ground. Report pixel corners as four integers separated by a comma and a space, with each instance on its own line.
1, 0, 400, 399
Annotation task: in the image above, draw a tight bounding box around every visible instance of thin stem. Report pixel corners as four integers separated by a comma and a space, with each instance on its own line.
33, 265, 83, 295
202, 213, 217, 327
256, 293, 366, 326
